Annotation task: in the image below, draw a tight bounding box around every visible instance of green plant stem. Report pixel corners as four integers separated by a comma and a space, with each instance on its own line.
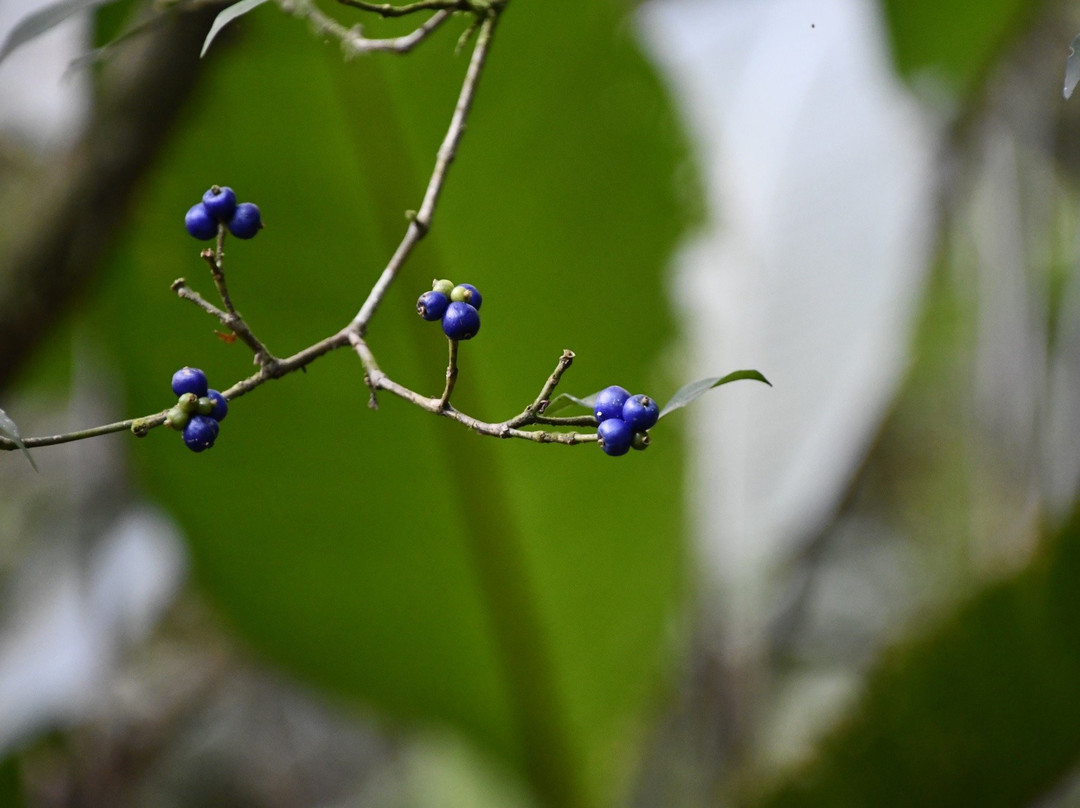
439, 337, 459, 408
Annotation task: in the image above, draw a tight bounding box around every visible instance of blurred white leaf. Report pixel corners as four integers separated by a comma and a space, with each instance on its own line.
1065, 32, 1080, 99
638, 0, 940, 651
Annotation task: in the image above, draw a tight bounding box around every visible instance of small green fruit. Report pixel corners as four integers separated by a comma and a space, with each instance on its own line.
196, 396, 215, 416
631, 431, 650, 451
177, 392, 199, 414
165, 407, 190, 430
432, 279, 454, 296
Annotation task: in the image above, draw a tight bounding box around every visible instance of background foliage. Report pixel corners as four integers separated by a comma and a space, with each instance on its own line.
4, 0, 1080, 806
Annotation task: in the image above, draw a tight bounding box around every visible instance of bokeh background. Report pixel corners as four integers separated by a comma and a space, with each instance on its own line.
3, 0, 1080, 805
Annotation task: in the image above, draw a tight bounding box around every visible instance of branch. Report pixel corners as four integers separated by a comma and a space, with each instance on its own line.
350, 335, 597, 444
349, 10, 497, 331
337, 0, 464, 17
0, 411, 170, 451
2, 4, 525, 454
171, 278, 278, 370
288, 1, 454, 54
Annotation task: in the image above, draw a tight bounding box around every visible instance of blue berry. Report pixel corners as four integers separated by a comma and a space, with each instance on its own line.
184, 203, 217, 240
183, 415, 219, 452
206, 390, 228, 422
451, 283, 482, 311
593, 385, 630, 423
417, 291, 450, 321
202, 185, 237, 222
622, 394, 659, 431
597, 418, 632, 456
442, 301, 481, 340
172, 367, 209, 397
228, 202, 262, 239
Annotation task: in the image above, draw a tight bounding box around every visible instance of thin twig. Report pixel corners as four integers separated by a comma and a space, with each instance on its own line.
290, 1, 453, 55
507, 350, 576, 428
172, 278, 277, 369
350, 11, 497, 331
205, 228, 236, 314
0, 411, 170, 450
439, 338, 459, 408
349, 335, 595, 444
337, 0, 462, 17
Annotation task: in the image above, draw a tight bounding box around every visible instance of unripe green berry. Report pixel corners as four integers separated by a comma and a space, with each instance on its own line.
451, 284, 474, 305
165, 406, 190, 430
631, 431, 650, 451
177, 392, 199, 414
196, 396, 215, 416
432, 279, 454, 296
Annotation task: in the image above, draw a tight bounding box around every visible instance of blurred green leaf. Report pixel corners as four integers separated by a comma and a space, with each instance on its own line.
0, 754, 22, 808
91, 2, 695, 806
755, 505, 1080, 808
879, 0, 1040, 95
658, 370, 770, 420
200, 0, 269, 58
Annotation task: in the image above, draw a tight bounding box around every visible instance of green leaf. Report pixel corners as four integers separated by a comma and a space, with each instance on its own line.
200, 0, 270, 58
755, 504, 1080, 808
1065, 32, 1080, 100
879, 0, 1040, 96
0, 406, 38, 472
91, 1, 697, 805
542, 393, 594, 417
0, 0, 118, 64
658, 370, 771, 420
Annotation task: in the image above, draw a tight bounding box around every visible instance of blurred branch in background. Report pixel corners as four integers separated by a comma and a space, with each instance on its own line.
0, 1, 225, 391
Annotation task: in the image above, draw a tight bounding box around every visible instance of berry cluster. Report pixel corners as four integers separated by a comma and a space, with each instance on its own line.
593, 385, 659, 456
184, 185, 262, 241
417, 279, 483, 341
166, 367, 229, 452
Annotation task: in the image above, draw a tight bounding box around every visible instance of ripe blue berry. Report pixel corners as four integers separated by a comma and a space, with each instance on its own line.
202, 185, 237, 222
593, 385, 630, 423
451, 283, 482, 310
417, 291, 450, 321
183, 415, 219, 452
172, 367, 209, 397
597, 417, 632, 456
622, 394, 659, 431
228, 202, 262, 239
442, 301, 481, 340
206, 390, 228, 422
184, 203, 218, 240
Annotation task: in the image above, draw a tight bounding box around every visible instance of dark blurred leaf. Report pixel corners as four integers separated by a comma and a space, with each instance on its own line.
1065, 33, 1080, 100
543, 393, 595, 416
200, 0, 269, 58
0, 406, 37, 472
0, 0, 117, 64
879, 0, 1039, 95
92, 1, 695, 805
658, 370, 770, 420
0, 754, 22, 808
755, 506, 1080, 808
